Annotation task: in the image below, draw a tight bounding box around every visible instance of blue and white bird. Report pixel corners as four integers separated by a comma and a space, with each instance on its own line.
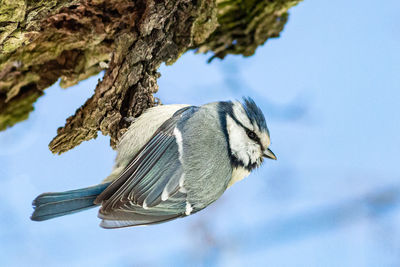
31, 98, 276, 228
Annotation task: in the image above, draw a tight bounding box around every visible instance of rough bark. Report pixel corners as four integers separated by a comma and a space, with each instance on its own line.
0, 0, 301, 154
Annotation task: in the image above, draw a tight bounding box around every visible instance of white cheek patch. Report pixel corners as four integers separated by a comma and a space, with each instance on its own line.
226, 115, 264, 166
249, 145, 262, 165
226, 115, 250, 166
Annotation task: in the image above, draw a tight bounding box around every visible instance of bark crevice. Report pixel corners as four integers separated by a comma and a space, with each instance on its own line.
0, 0, 301, 154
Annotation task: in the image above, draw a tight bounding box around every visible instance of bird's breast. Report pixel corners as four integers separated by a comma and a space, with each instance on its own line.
228, 167, 250, 188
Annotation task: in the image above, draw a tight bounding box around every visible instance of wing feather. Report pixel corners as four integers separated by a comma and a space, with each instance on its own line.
100, 214, 181, 228
94, 106, 198, 228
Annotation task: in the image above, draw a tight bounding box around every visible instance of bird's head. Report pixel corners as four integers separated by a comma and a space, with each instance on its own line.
223, 97, 276, 171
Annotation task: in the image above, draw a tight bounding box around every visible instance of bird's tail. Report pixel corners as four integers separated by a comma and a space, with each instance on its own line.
31, 183, 110, 221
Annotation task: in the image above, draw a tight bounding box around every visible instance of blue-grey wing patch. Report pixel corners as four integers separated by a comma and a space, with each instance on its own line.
94, 106, 198, 228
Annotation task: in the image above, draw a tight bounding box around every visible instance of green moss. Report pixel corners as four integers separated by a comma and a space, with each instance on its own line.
198, 0, 302, 60
0, 0, 302, 135
191, 0, 219, 46
6, 72, 40, 101
0, 0, 26, 22
2, 30, 31, 54
0, 89, 42, 131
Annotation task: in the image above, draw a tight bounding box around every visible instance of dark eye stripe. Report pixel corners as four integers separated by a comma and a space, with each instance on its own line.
246, 129, 263, 149
226, 112, 264, 150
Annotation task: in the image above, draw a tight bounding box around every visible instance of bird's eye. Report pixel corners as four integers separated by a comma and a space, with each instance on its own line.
247, 130, 257, 140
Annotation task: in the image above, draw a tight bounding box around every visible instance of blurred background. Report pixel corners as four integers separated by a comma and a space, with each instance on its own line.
1, 0, 400, 266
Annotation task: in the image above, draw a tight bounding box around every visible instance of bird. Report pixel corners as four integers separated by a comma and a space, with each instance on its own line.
31, 97, 276, 228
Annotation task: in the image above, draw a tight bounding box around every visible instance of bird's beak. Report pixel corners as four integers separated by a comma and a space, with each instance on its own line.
263, 148, 277, 160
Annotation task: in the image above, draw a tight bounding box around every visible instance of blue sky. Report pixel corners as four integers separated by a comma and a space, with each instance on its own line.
1, 0, 399, 266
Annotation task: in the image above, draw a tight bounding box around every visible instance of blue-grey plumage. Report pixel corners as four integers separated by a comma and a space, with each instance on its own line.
31, 97, 275, 228
31, 183, 110, 221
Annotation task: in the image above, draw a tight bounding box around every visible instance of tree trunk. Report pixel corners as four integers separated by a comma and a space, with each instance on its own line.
0, 0, 301, 154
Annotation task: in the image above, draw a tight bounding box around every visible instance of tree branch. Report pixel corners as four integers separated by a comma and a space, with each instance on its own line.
0, 0, 301, 154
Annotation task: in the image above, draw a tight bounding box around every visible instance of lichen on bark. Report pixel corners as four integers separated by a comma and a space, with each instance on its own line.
0, 0, 301, 154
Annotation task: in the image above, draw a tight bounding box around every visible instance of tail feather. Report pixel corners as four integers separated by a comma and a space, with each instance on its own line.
31, 183, 110, 222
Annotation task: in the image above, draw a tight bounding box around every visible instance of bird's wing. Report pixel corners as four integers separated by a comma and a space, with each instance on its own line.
94, 106, 198, 228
